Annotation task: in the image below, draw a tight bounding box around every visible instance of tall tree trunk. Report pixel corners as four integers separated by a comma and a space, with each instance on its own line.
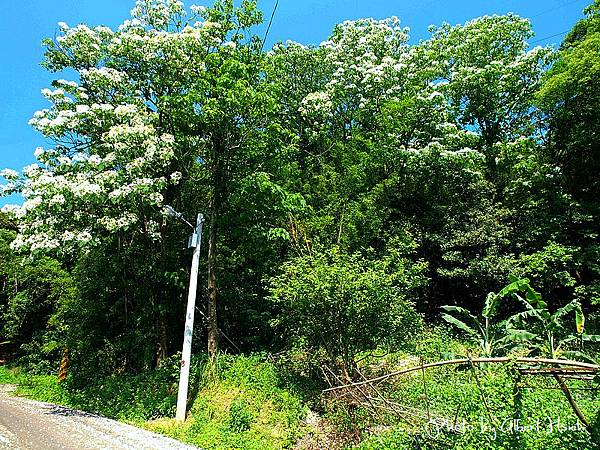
207, 198, 219, 358
207, 141, 221, 358
157, 313, 169, 366
156, 223, 169, 367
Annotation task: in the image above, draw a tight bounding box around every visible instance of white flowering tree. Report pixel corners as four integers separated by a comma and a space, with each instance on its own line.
424, 14, 552, 148
1, 1, 584, 378
264, 12, 558, 318
265, 18, 483, 251
1, 0, 289, 363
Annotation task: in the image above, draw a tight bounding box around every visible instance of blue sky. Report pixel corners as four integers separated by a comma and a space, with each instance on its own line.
0, 0, 590, 206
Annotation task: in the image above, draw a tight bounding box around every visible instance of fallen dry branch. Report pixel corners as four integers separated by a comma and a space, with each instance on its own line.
323, 357, 599, 394
552, 373, 591, 430
518, 367, 596, 380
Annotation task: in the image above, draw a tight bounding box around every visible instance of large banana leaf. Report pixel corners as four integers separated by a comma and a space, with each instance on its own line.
562, 350, 597, 364
582, 334, 600, 342
440, 313, 478, 337
440, 305, 478, 323
482, 292, 499, 319
552, 300, 579, 328
513, 293, 539, 314
498, 277, 531, 298
504, 328, 537, 342
575, 304, 585, 334
506, 309, 540, 329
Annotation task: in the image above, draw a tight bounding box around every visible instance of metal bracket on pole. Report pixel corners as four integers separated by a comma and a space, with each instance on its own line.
187, 233, 199, 249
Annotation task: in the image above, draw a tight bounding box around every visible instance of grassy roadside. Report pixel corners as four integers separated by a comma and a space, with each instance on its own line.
1, 340, 599, 450
0, 354, 309, 450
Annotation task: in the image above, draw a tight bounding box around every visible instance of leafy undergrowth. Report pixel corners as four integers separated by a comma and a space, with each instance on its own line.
349, 364, 600, 450
329, 330, 600, 450
142, 354, 307, 449
1, 333, 599, 450
0, 365, 70, 404
0, 354, 307, 450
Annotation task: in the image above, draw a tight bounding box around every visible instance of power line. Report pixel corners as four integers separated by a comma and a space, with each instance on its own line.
529, 0, 586, 18
260, 0, 279, 53
530, 30, 570, 44
527, 0, 586, 45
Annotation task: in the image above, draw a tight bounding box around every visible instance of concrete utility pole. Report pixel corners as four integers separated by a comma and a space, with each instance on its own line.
169, 210, 204, 422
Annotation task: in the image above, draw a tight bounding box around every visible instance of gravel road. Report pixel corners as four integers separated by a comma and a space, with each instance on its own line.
0, 385, 201, 450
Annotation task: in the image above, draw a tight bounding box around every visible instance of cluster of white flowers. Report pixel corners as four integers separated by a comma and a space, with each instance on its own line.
81, 67, 126, 85
299, 17, 413, 122
57, 24, 101, 47
130, 0, 185, 30
146, 220, 162, 241
41, 88, 72, 105
299, 92, 333, 116
0, 168, 19, 196
106, 122, 153, 142
1, 204, 21, 216
75, 104, 90, 114
71, 179, 103, 198
118, 18, 143, 31
0, 168, 19, 180
48, 194, 66, 206
11, 224, 96, 251
29, 109, 79, 135
107, 175, 168, 206
170, 171, 182, 183
55, 79, 79, 88
270, 40, 307, 55
94, 26, 114, 35
99, 212, 139, 232
23, 164, 41, 177
440, 147, 484, 160
190, 4, 206, 15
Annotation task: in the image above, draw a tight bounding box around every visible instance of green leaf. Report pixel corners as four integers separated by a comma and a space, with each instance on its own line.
440, 305, 478, 322
505, 328, 537, 342
506, 309, 540, 328
498, 278, 529, 298
553, 299, 577, 320
561, 350, 597, 364
482, 292, 498, 319
440, 313, 478, 336
513, 293, 538, 314
575, 303, 585, 334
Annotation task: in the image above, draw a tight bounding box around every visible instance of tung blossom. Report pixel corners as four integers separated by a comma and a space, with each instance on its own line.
190, 4, 206, 14
0, 168, 19, 180
76, 104, 91, 114
170, 171, 182, 183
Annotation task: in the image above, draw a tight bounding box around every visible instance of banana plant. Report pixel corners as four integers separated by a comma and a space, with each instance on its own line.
503, 276, 600, 360
440, 290, 510, 357
442, 276, 600, 360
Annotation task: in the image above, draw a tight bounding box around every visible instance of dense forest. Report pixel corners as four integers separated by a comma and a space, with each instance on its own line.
1, 0, 599, 448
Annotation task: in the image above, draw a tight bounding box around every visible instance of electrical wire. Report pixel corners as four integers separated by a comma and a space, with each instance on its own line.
527, 0, 587, 45
529, 0, 586, 18
530, 30, 570, 44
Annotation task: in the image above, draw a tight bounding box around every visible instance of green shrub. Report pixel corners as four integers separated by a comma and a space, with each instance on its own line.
145, 353, 307, 449
0, 365, 23, 384
228, 398, 253, 432
269, 248, 425, 375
